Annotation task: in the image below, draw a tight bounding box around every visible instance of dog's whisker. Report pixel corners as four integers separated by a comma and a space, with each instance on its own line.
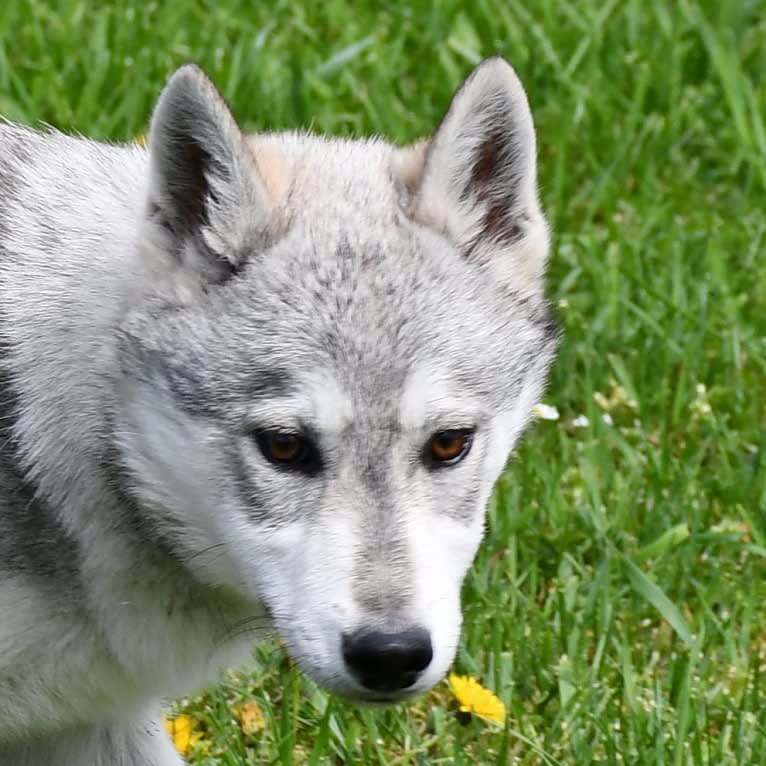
185, 541, 227, 565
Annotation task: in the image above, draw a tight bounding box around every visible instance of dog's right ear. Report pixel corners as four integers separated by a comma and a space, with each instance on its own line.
145, 64, 272, 283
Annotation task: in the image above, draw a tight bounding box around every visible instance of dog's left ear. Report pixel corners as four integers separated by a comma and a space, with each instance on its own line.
146, 64, 272, 283
397, 56, 549, 292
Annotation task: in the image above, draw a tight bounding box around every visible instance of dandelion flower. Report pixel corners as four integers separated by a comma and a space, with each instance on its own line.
237, 700, 266, 736
448, 673, 506, 725
164, 714, 205, 756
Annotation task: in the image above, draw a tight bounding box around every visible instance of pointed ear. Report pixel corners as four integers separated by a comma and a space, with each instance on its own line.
400, 57, 549, 292
146, 64, 272, 282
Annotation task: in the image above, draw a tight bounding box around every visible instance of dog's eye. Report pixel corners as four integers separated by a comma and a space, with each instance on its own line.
426, 429, 474, 466
264, 432, 303, 462
254, 430, 320, 474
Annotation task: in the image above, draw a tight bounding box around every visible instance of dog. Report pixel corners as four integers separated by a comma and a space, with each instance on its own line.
0, 56, 557, 764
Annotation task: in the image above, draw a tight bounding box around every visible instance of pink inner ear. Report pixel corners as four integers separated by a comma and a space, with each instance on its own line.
479, 203, 525, 246
463, 128, 526, 254
468, 126, 507, 192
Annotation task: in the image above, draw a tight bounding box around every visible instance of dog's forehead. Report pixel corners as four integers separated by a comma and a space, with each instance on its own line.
249, 230, 487, 370
240, 134, 488, 355
239, 280, 509, 434
213, 195, 549, 422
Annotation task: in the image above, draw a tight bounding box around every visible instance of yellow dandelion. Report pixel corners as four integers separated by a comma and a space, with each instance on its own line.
236, 700, 266, 737
136, 132, 149, 147
163, 714, 205, 756
448, 673, 506, 725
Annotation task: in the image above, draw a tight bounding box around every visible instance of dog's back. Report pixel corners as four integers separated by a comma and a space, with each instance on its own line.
0, 123, 146, 589
0, 126, 147, 751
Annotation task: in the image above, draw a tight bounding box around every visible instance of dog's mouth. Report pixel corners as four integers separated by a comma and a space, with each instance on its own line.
337, 691, 416, 706
358, 691, 419, 705
330, 680, 424, 706
278, 649, 426, 706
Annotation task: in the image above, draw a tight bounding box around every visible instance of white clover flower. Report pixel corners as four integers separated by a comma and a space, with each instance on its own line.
532, 403, 560, 421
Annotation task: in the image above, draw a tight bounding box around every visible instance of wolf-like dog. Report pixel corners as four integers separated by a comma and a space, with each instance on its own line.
0, 56, 557, 764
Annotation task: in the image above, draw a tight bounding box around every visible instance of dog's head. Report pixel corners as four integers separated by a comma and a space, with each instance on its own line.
116, 58, 557, 702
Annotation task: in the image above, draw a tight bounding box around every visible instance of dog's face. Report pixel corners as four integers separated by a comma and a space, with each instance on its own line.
116, 58, 557, 702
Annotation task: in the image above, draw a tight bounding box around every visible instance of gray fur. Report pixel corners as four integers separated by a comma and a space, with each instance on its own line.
0, 708, 183, 766
0, 57, 557, 763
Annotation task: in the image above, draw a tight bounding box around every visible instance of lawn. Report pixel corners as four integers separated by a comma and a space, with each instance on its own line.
1, 1, 765, 763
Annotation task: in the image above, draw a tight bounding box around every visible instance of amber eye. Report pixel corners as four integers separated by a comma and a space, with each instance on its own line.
265, 432, 303, 462
427, 429, 474, 467
254, 429, 321, 474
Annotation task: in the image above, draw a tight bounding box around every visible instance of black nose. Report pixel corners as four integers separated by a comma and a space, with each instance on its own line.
342, 627, 433, 692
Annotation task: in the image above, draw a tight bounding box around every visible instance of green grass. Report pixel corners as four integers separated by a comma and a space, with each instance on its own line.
2, 1, 766, 763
